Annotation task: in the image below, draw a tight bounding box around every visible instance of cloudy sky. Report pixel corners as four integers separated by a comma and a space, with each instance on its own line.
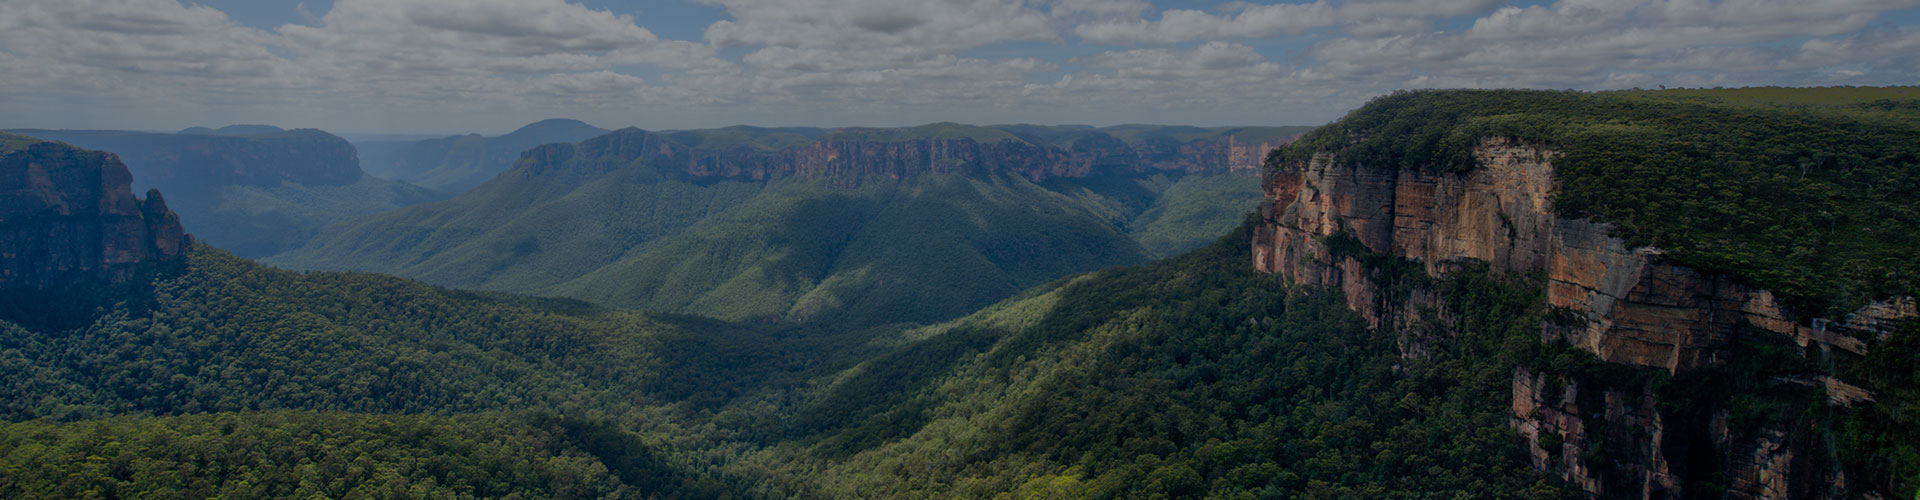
3, 0, 1918, 134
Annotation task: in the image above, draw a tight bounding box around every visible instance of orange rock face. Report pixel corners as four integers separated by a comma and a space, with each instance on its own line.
1254, 138, 1895, 370
1253, 137, 1912, 499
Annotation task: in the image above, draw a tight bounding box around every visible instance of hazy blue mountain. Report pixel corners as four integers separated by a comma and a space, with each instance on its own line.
10, 127, 441, 257
273, 124, 1300, 327
356, 118, 611, 194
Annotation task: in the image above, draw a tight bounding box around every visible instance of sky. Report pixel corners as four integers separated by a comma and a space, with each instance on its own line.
2, 0, 1918, 134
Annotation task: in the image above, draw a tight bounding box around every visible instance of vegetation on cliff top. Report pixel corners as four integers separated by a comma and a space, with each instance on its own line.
0, 132, 43, 153
1276, 87, 1920, 316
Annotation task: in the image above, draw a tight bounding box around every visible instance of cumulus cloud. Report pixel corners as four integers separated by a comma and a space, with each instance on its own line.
699, 0, 1056, 55
1075, 0, 1508, 44
0, 0, 290, 88
1021, 41, 1289, 114
1076, 3, 1337, 44
1, 0, 1917, 131
1298, 0, 1920, 92
281, 0, 725, 85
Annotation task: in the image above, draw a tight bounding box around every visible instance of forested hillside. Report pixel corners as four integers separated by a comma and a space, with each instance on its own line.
0, 246, 802, 498
0, 412, 652, 499
716, 223, 1574, 498
0, 227, 1579, 499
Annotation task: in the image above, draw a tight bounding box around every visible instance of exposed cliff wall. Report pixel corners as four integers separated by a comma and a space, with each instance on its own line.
0, 142, 189, 329
1253, 138, 1909, 499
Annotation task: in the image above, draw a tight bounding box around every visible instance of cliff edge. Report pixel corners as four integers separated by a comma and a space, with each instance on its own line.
0, 138, 189, 329
1254, 89, 1919, 499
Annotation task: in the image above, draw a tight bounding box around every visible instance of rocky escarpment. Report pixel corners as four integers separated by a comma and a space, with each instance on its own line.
512, 127, 1296, 188
0, 141, 189, 329
13, 128, 364, 189
11, 127, 440, 258
1253, 137, 1910, 499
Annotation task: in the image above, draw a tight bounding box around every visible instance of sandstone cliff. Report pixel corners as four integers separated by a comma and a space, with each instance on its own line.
1253, 137, 1909, 499
0, 141, 189, 329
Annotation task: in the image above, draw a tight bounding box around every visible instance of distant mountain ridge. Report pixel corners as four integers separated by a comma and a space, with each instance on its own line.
500, 123, 1303, 187
8, 127, 440, 257
177, 124, 287, 136
356, 118, 611, 194
12, 127, 363, 188
272, 123, 1309, 327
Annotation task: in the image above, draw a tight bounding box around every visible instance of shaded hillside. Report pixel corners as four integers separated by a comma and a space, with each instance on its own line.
547, 173, 1146, 325
275, 124, 1305, 328
9, 127, 440, 257
709, 223, 1573, 498
0, 244, 787, 498
357, 118, 610, 194
0, 245, 762, 419
1, 217, 1574, 500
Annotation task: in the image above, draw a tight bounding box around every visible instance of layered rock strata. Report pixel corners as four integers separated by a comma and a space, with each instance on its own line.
1253, 137, 1911, 499
1, 142, 189, 328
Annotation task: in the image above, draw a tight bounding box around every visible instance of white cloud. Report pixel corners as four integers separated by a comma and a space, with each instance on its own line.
1, 0, 1917, 132
0, 0, 289, 83
1295, 0, 1920, 92
1076, 3, 1337, 44
1023, 41, 1288, 113
1075, 0, 1509, 44
1049, 0, 1155, 17
699, 0, 1057, 55
281, 0, 725, 79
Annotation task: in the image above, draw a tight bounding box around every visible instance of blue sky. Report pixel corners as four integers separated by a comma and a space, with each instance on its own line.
3, 0, 1918, 134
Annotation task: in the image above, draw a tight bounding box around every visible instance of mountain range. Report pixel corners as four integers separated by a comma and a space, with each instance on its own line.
7, 126, 440, 257
270, 123, 1307, 327
355, 118, 612, 194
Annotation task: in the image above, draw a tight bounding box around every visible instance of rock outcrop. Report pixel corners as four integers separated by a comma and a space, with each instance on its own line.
1253, 137, 1911, 499
10, 127, 442, 258
0, 141, 189, 329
